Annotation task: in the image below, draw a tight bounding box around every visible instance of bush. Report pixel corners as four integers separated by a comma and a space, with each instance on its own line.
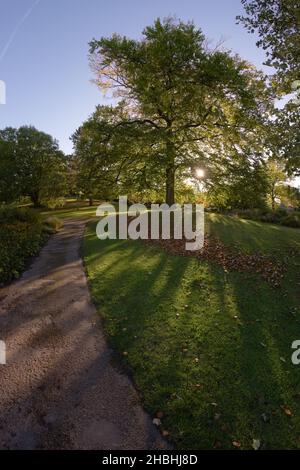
280, 213, 300, 228
228, 207, 300, 229
43, 216, 63, 234
0, 208, 47, 284
230, 208, 267, 221
42, 197, 66, 209
0, 207, 40, 224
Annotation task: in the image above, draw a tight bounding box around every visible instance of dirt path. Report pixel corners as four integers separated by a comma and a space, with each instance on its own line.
0, 219, 168, 450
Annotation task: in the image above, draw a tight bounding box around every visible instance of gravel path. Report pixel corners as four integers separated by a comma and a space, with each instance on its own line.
0, 219, 168, 450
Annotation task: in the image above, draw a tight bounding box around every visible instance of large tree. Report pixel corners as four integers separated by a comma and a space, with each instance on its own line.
89, 18, 272, 205
238, 2, 299, 179
71, 103, 160, 204
0, 126, 66, 207
0, 128, 20, 203
238, 0, 300, 85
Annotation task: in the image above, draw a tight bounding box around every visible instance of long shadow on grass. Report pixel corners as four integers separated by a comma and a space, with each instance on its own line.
226, 272, 300, 449
84, 226, 300, 450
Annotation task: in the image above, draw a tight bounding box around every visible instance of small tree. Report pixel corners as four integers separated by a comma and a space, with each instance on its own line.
266, 160, 288, 211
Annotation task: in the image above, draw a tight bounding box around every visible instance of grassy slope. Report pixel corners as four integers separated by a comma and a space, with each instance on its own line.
207, 213, 300, 254
40, 205, 98, 220
83, 211, 300, 450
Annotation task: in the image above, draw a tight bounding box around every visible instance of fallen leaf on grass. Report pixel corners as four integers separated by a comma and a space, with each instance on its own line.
145, 235, 286, 288
193, 383, 203, 389
281, 405, 293, 416
232, 441, 241, 448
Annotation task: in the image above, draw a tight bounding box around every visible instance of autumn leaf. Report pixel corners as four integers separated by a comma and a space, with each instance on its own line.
232, 440, 241, 448
281, 405, 292, 416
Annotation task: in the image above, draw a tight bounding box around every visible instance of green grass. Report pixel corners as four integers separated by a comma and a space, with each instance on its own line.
40, 204, 99, 220
84, 213, 300, 450
207, 213, 300, 255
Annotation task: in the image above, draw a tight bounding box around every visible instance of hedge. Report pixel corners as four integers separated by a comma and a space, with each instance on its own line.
0, 209, 48, 284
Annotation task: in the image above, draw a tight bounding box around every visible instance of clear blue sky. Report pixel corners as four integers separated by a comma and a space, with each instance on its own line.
0, 0, 269, 154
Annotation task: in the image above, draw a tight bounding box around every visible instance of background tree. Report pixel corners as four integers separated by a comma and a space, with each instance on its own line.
273, 104, 300, 176
0, 126, 67, 207
265, 160, 288, 210
0, 128, 20, 203
89, 17, 272, 205
238, 0, 300, 85
238, 1, 299, 180
205, 152, 269, 210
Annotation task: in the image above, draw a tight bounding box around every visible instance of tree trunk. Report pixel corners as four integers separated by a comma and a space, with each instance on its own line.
165, 132, 176, 206
165, 166, 175, 206
88, 197, 93, 206
30, 193, 41, 208
271, 184, 275, 211
166, 166, 175, 206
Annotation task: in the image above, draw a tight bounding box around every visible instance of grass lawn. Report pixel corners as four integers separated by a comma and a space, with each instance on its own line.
83, 211, 300, 450
40, 203, 99, 220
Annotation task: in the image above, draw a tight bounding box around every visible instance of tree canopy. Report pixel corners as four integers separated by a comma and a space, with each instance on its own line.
0, 126, 67, 207
87, 18, 273, 205
238, 0, 300, 86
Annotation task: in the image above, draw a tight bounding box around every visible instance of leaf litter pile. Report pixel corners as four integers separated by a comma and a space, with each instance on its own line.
145, 235, 286, 287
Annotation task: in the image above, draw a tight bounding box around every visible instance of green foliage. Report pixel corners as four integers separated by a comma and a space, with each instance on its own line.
0, 207, 40, 224
0, 126, 67, 207
280, 213, 300, 228
272, 105, 300, 177
42, 197, 66, 209
227, 207, 300, 228
206, 157, 269, 210
0, 208, 47, 283
0, 128, 20, 203
88, 17, 272, 205
71, 103, 146, 203
43, 216, 63, 233
265, 160, 288, 210
238, 0, 300, 84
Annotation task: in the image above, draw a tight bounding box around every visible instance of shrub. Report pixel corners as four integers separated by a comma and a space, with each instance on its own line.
42, 197, 66, 209
230, 208, 267, 221
0, 208, 47, 284
280, 213, 300, 228
228, 206, 300, 229
0, 207, 40, 224
43, 216, 63, 234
